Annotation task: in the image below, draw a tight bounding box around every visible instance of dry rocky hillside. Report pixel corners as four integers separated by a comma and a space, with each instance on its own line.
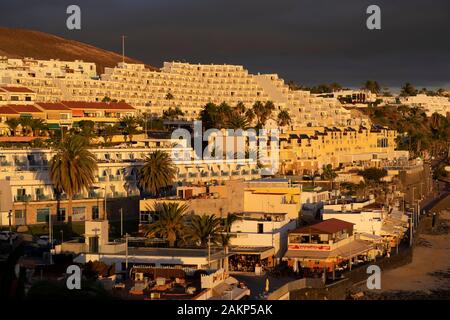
0, 27, 158, 74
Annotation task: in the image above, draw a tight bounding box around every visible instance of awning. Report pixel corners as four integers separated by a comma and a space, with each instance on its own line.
284, 240, 373, 261
47, 123, 60, 130
231, 246, 275, 260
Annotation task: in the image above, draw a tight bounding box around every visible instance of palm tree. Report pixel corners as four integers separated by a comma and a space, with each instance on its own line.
162, 107, 184, 120
322, 164, 337, 190
277, 110, 291, 127
363, 80, 381, 94
120, 115, 139, 144
49, 134, 98, 223
252, 101, 275, 127
29, 118, 47, 137
77, 120, 96, 142
400, 82, 417, 97
139, 150, 176, 196
5, 118, 20, 136
146, 202, 189, 247
185, 214, 222, 247
98, 124, 118, 145
227, 113, 250, 130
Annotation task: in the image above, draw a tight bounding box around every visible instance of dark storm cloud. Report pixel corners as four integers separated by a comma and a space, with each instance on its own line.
0, 0, 449, 89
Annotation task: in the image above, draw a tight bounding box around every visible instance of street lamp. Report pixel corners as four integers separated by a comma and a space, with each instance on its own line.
8, 210, 13, 246
92, 186, 107, 220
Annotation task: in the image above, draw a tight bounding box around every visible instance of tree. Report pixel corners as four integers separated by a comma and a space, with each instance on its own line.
400, 83, 417, 97
227, 113, 250, 130
185, 214, 222, 247
253, 101, 275, 127
49, 134, 97, 223
363, 80, 381, 94
277, 110, 292, 127
77, 120, 96, 141
162, 107, 184, 120
98, 124, 118, 145
329, 82, 342, 92
5, 118, 20, 136
165, 92, 174, 100
101, 96, 111, 103
139, 150, 176, 196
29, 118, 48, 137
146, 202, 189, 247
359, 168, 387, 184
120, 115, 139, 144
322, 164, 337, 189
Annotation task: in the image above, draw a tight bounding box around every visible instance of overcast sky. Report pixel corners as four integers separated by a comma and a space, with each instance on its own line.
1, 0, 449, 90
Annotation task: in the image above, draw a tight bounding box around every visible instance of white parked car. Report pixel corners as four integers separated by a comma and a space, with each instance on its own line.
0, 231, 18, 241
37, 235, 51, 246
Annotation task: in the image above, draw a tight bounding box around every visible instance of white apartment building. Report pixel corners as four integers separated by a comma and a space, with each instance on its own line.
0, 57, 359, 128
230, 212, 297, 259
322, 201, 385, 236
0, 143, 260, 225
400, 94, 450, 116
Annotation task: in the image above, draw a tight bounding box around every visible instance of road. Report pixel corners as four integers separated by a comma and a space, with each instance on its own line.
232, 273, 295, 299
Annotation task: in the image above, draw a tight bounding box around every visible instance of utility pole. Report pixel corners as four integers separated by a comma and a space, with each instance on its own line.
8, 210, 13, 246
120, 208, 123, 237
207, 234, 211, 270
49, 208, 52, 250
103, 187, 107, 221
409, 213, 413, 247
125, 233, 129, 274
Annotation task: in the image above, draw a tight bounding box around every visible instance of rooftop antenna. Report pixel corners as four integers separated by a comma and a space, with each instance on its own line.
121, 35, 127, 64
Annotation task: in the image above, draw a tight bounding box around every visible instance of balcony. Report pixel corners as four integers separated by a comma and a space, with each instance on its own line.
109, 175, 122, 181
0, 161, 12, 166
15, 194, 32, 202
189, 173, 198, 178
36, 194, 52, 201
98, 176, 108, 182
108, 192, 126, 198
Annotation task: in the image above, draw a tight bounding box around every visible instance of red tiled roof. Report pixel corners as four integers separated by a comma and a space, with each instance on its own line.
0, 136, 38, 142
290, 218, 354, 235
0, 105, 19, 115
35, 102, 71, 111
0, 86, 34, 93
61, 101, 135, 110
7, 104, 43, 113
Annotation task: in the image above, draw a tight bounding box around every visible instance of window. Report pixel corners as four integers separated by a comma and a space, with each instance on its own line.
11, 96, 19, 101
36, 208, 50, 223
257, 223, 264, 234
92, 206, 99, 220
72, 207, 86, 221
57, 208, 66, 222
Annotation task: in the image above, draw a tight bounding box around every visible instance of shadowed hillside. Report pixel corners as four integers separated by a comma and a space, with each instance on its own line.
0, 27, 158, 74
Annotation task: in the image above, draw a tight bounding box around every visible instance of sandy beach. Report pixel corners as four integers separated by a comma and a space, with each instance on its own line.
358, 207, 450, 299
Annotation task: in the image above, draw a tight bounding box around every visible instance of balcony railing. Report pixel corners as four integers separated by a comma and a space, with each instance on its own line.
15, 195, 32, 202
